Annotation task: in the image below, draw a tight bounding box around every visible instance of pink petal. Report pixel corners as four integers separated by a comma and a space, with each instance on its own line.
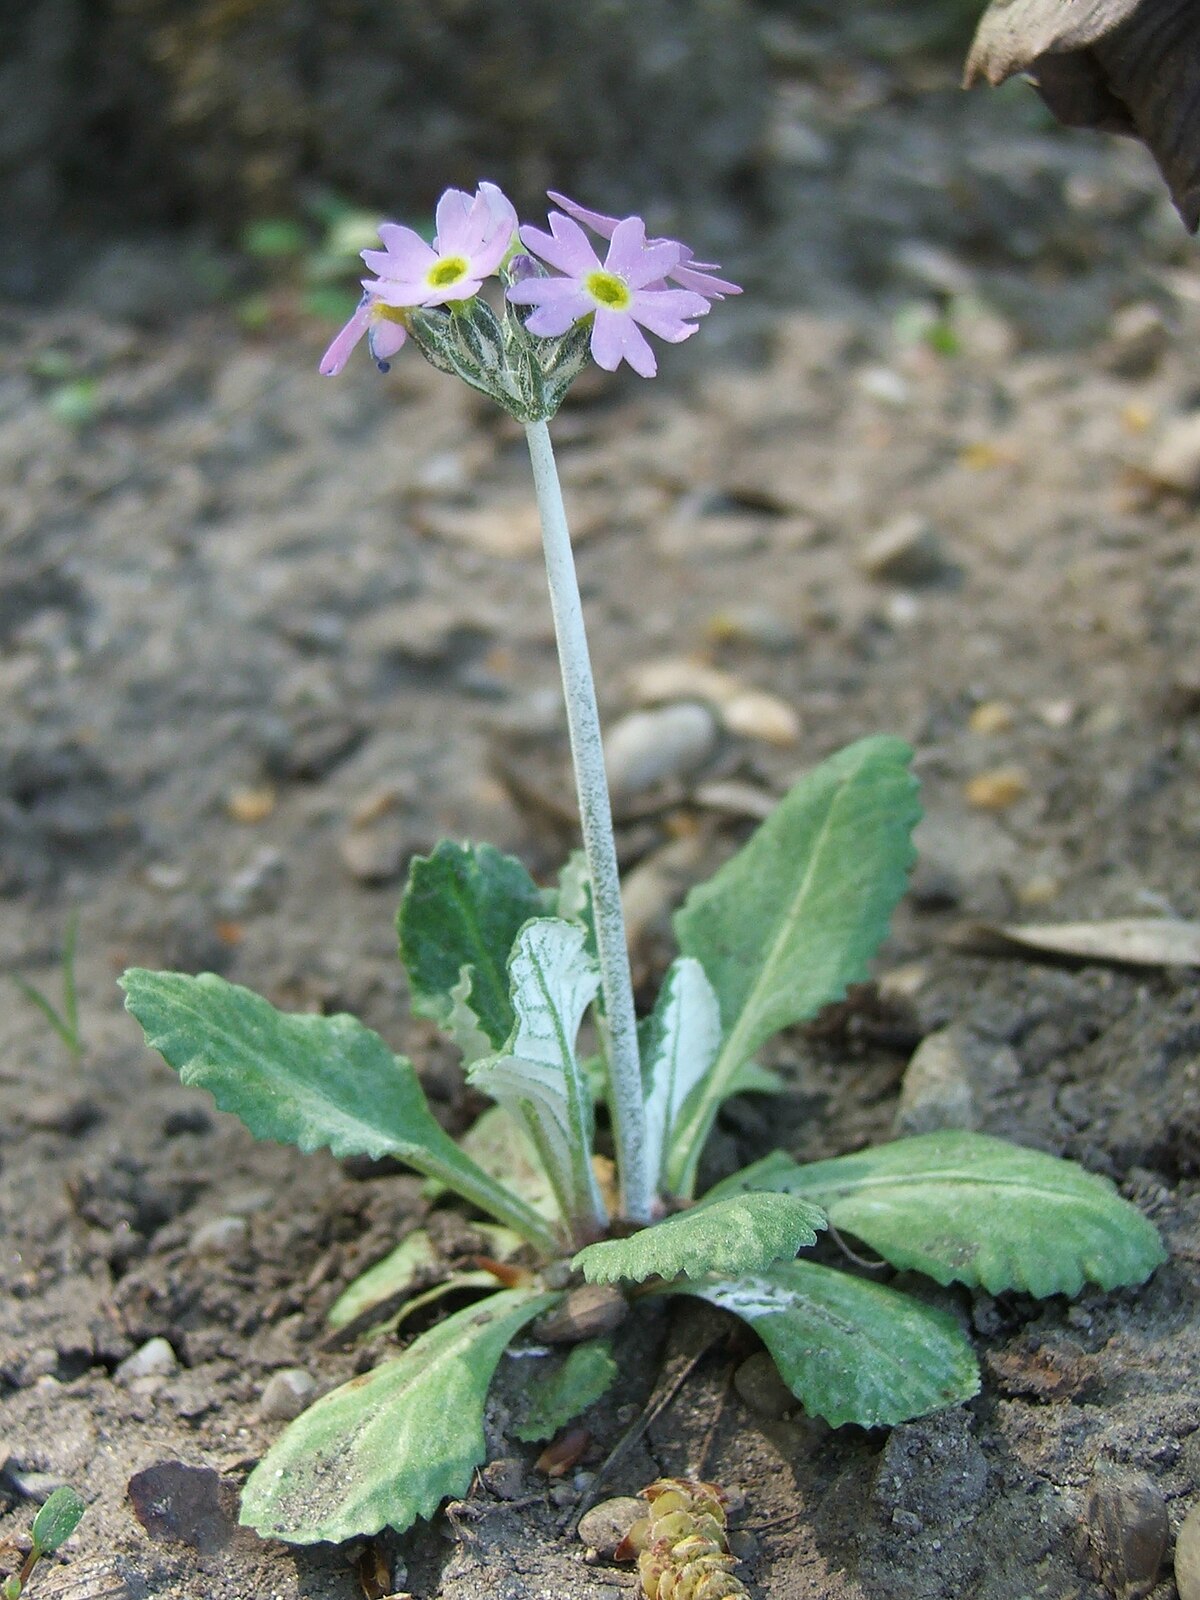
370, 277, 438, 309
511, 277, 594, 335
546, 190, 621, 240
433, 187, 474, 253
670, 257, 742, 297
368, 318, 407, 363
590, 308, 657, 377
419, 275, 486, 307
520, 213, 600, 278
629, 286, 710, 340
461, 182, 518, 261
363, 228, 438, 281
318, 300, 372, 375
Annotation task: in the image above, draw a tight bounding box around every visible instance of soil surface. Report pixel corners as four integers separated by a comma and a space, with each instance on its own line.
4, 19, 1200, 1600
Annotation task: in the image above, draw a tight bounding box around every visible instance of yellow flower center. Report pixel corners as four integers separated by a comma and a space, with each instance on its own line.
428, 256, 470, 289
585, 270, 632, 311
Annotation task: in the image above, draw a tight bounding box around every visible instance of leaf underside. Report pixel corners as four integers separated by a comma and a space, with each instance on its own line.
669, 736, 920, 1196
640, 957, 723, 1193
470, 918, 605, 1234
713, 1131, 1167, 1297
668, 1260, 980, 1428
241, 1289, 557, 1543
120, 968, 560, 1254
573, 1192, 825, 1285
512, 1339, 619, 1442
398, 841, 546, 1052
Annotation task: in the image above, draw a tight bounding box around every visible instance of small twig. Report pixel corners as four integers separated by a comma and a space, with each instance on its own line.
562, 1332, 722, 1536
691, 1360, 735, 1481
827, 1219, 889, 1273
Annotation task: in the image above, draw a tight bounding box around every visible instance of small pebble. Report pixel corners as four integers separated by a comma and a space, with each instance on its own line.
216, 847, 287, 917
1086, 1473, 1168, 1600
259, 1368, 317, 1421
894, 1027, 978, 1136
533, 1284, 629, 1344
968, 700, 1015, 735
604, 703, 719, 797
1103, 303, 1168, 378
720, 689, 800, 746
858, 514, 949, 586
1148, 412, 1200, 495
577, 1496, 643, 1558
6, 1468, 69, 1503
734, 1351, 796, 1419
480, 1456, 525, 1500
188, 1215, 249, 1255
225, 786, 276, 824
964, 766, 1030, 810
115, 1337, 178, 1385
1176, 1499, 1200, 1600
338, 821, 408, 884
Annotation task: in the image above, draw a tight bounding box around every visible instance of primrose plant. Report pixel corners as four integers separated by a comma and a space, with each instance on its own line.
122, 182, 1165, 1546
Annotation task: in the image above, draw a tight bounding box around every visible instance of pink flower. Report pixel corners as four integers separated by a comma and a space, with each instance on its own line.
546, 191, 742, 300
318, 295, 409, 376
364, 182, 518, 310
507, 211, 710, 379
318, 182, 518, 376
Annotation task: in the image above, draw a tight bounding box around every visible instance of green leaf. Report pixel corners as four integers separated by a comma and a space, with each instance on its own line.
241, 1288, 557, 1542
668, 1261, 980, 1427
573, 1192, 825, 1286
714, 1131, 1167, 1297
31, 1485, 86, 1554
641, 958, 722, 1191
470, 920, 606, 1236
435, 1105, 559, 1221
512, 1340, 619, 1442
327, 1231, 439, 1329
368, 1270, 504, 1341
398, 842, 546, 1056
669, 737, 920, 1196
121, 969, 561, 1256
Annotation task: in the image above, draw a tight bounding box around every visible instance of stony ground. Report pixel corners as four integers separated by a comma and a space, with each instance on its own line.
3, 22, 1200, 1600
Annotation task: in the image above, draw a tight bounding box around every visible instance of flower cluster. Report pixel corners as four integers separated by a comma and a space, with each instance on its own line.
320, 181, 739, 398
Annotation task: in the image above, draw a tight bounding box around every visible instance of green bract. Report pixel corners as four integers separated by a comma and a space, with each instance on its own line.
124, 737, 1166, 1546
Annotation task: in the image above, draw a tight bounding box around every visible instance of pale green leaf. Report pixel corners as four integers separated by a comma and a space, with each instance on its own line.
121, 969, 560, 1256
397, 841, 545, 1051
573, 1192, 825, 1285
641, 958, 722, 1191
369, 1270, 503, 1341
32, 1486, 86, 1554
441, 1105, 560, 1220
241, 1288, 556, 1542
669, 737, 920, 1196
669, 1261, 980, 1427
512, 1340, 619, 1442
713, 1131, 1167, 1296
470, 919, 606, 1236
327, 1230, 439, 1329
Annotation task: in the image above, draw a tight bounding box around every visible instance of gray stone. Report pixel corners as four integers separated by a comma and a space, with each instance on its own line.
258, 1368, 316, 1422
858, 514, 952, 586
115, 1337, 178, 1385
577, 1496, 644, 1557
188, 1215, 249, 1256
603, 702, 720, 797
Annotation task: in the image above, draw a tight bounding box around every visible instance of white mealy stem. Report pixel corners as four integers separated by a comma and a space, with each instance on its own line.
524, 418, 652, 1224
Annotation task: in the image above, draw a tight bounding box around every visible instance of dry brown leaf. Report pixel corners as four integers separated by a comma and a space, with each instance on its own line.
965, 0, 1200, 231
950, 917, 1200, 968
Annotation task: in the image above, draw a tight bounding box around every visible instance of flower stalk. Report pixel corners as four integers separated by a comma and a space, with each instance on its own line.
524, 417, 652, 1225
